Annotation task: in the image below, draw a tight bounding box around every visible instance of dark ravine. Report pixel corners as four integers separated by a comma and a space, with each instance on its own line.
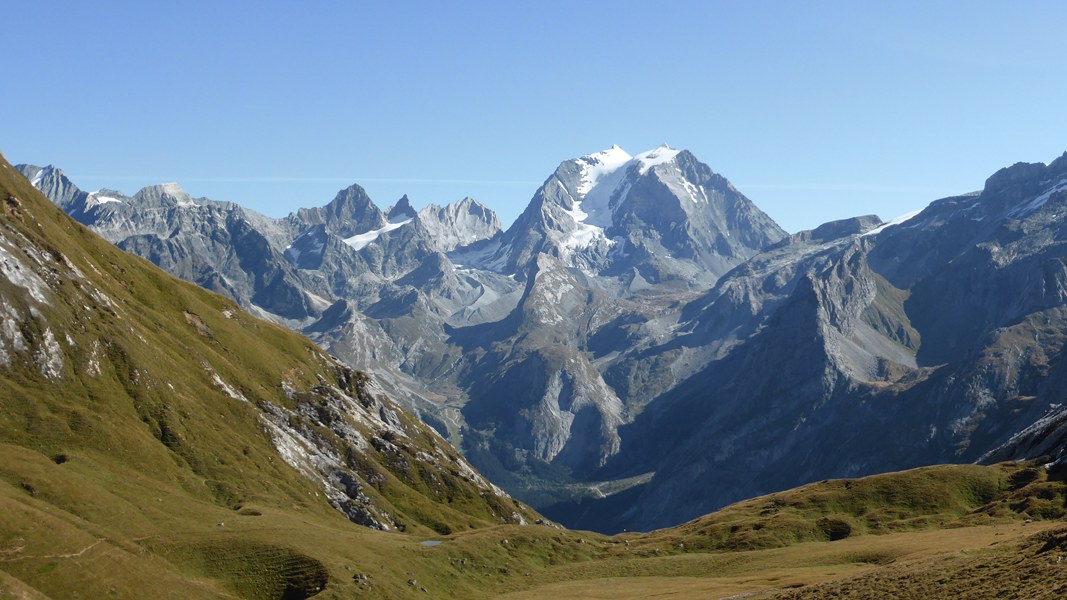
18, 147, 1067, 533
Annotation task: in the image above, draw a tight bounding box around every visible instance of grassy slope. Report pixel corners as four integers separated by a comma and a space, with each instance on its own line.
1, 154, 1065, 599
0, 154, 553, 598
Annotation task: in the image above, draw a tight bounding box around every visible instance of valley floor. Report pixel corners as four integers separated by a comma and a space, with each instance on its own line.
494, 521, 1065, 599
3, 451, 1067, 599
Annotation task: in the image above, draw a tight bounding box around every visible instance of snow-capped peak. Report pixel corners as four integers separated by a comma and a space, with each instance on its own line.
635, 144, 681, 175
577, 145, 633, 196
563, 144, 687, 235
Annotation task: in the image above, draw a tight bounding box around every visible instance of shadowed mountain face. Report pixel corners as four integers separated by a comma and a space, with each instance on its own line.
19, 148, 1067, 533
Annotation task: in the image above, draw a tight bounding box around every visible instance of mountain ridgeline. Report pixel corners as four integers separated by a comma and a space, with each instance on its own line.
18, 146, 1067, 533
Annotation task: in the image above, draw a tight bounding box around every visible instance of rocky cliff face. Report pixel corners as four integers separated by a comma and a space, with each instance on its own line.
19, 149, 1067, 533
543, 152, 1067, 531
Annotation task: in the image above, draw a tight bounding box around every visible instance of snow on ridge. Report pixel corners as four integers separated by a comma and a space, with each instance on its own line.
343, 219, 412, 251
1008, 177, 1067, 219
30, 167, 48, 187
862, 209, 924, 237
561, 144, 683, 254
635, 145, 681, 175
577, 145, 633, 196
86, 191, 122, 208
566, 148, 628, 254
559, 185, 614, 255
574, 146, 638, 229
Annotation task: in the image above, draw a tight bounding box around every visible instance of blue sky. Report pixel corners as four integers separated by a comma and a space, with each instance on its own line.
4, 1, 1065, 232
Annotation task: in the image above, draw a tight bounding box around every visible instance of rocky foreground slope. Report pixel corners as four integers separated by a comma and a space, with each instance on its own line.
19, 148, 1067, 532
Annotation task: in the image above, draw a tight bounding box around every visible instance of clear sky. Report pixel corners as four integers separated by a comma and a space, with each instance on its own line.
4, 1, 1065, 233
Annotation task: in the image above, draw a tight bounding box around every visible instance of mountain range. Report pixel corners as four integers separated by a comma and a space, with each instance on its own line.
5, 147, 1067, 599
18, 145, 1067, 532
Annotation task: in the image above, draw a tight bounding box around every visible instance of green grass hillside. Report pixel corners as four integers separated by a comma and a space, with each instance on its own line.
0, 153, 544, 598
1, 153, 1065, 599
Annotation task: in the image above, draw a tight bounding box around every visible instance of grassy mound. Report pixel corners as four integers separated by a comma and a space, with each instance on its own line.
636, 462, 1062, 553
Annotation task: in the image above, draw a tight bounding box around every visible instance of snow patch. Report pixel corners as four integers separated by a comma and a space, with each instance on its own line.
29, 167, 50, 187
572, 144, 682, 229
634, 145, 681, 175
86, 191, 122, 208
576, 148, 634, 228
285, 229, 326, 262
677, 170, 707, 204
343, 219, 412, 251
862, 209, 924, 237
559, 179, 615, 255
1008, 177, 1067, 219
577, 145, 633, 196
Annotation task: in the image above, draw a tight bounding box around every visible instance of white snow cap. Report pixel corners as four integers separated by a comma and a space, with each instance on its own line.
577, 144, 681, 189
577, 145, 633, 196
575, 144, 682, 206
634, 144, 681, 175
560, 144, 686, 256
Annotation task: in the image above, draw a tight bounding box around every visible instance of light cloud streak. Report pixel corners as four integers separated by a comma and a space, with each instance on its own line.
69, 175, 542, 186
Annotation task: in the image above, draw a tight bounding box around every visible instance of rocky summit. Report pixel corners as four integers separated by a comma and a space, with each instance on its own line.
18, 147, 1067, 533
